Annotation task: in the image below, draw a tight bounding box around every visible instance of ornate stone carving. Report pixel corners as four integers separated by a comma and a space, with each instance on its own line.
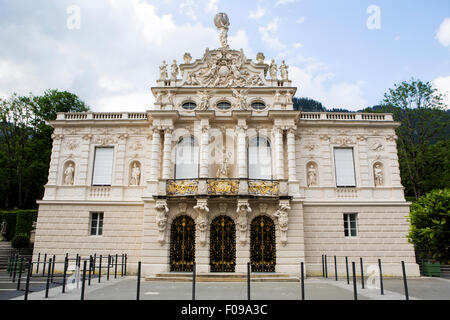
273, 200, 290, 245
274, 90, 281, 104
198, 90, 213, 110
194, 199, 209, 246
331, 136, 355, 146
129, 162, 141, 186
256, 52, 265, 64
248, 180, 280, 196
236, 200, 252, 244
208, 179, 239, 195
65, 139, 79, 151
371, 141, 384, 152
216, 151, 232, 178
183, 53, 192, 64
214, 13, 230, 48
374, 163, 383, 187
166, 180, 199, 196
159, 60, 168, 80
171, 60, 179, 80
232, 89, 249, 110
63, 162, 75, 185
280, 60, 289, 80
155, 200, 169, 244
269, 60, 277, 79
307, 162, 318, 187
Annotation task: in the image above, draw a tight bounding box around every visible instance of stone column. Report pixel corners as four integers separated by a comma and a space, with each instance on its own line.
149, 128, 161, 181
199, 125, 210, 178
162, 128, 173, 180
287, 127, 297, 181
273, 127, 285, 180
237, 125, 247, 178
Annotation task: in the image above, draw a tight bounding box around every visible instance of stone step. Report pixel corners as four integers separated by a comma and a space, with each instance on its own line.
146, 273, 299, 282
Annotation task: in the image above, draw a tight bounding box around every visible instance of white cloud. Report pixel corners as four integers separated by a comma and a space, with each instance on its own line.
296, 17, 306, 24
294, 42, 303, 49
259, 18, 286, 52
436, 17, 450, 47
249, 6, 266, 20
179, 0, 198, 21
205, 0, 219, 14
275, 0, 298, 6
433, 76, 450, 108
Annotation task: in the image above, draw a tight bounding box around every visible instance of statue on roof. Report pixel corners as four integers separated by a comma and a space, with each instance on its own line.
214, 13, 230, 49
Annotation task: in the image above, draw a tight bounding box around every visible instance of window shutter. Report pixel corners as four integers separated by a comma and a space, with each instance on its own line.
92, 147, 114, 186
334, 148, 356, 187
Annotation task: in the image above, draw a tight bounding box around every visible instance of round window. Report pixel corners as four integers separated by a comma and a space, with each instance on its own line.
182, 102, 197, 110
251, 102, 266, 110
216, 101, 232, 110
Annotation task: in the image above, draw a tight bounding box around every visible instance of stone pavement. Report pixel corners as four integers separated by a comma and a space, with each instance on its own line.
5, 275, 450, 301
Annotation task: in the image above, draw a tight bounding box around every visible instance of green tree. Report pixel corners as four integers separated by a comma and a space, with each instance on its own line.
408, 189, 450, 263
382, 78, 449, 199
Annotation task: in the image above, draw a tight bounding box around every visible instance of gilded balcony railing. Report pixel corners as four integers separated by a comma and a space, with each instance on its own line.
207, 179, 239, 195
166, 179, 198, 196
248, 180, 280, 197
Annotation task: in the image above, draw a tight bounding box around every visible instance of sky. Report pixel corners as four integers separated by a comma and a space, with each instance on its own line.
0, 0, 449, 112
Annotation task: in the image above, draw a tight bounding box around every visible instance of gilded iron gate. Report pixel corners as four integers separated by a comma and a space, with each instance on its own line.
210, 216, 236, 272
250, 216, 276, 272
170, 215, 195, 272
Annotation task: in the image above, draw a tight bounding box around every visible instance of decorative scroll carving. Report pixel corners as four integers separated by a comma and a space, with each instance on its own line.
155, 200, 169, 244
166, 180, 198, 196
236, 200, 252, 244
194, 199, 209, 246
248, 180, 280, 196
273, 200, 290, 245
207, 179, 239, 195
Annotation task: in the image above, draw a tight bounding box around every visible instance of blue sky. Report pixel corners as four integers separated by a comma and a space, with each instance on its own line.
0, 0, 449, 111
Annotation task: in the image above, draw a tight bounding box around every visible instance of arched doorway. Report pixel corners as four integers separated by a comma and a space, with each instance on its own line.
250, 216, 276, 272
170, 215, 195, 272
210, 216, 236, 272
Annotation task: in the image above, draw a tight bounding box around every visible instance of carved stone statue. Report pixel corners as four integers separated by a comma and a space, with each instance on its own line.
236, 200, 252, 244
170, 60, 179, 80
183, 52, 192, 64
198, 90, 212, 110
214, 13, 230, 48
130, 162, 141, 186
1, 220, 7, 240
273, 201, 290, 245
269, 60, 277, 79
307, 164, 317, 187
231, 88, 249, 110
217, 151, 231, 178
155, 200, 169, 243
256, 52, 265, 64
280, 60, 289, 80
159, 60, 168, 80
64, 163, 75, 185
274, 90, 281, 104
194, 200, 209, 246
374, 164, 383, 186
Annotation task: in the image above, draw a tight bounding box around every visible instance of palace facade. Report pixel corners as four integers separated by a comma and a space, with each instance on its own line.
33, 13, 419, 277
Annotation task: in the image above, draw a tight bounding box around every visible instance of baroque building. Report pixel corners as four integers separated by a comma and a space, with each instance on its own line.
33, 13, 419, 277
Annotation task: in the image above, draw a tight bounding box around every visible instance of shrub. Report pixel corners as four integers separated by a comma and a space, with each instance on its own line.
11, 233, 30, 249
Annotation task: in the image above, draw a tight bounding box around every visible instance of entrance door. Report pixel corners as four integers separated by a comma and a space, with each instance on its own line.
210, 216, 236, 272
250, 216, 276, 272
170, 215, 195, 272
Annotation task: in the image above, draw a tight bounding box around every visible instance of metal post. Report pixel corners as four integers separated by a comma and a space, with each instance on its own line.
88, 255, 92, 286
115, 254, 118, 279
360, 257, 364, 289
62, 255, 68, 293
401, 261, 409, 300
125, 254, 127, 276
334, 255, 338, 281
321, 255, 324, 277
93, 254, 96, 276
192, 262, 196, 301
98, 255, 102, 283
42, 253, 47, 277
51, 255, 55, 283
12, 255, 18, 282
247, 262, 251, 301
300, 262, 305, 300
24, 260, 32, 300
345, 256, 349, 285
136, 261, 141, 300
17, 257, 24, 290
45, 258, 52, 298
81, 260, 87, 300
352, 261, 357, 300
36, 253, 40, 274
107, 255, 110, 280
324, 254, 328, 278
121, 254, 124, 277
378, 259, 384, 295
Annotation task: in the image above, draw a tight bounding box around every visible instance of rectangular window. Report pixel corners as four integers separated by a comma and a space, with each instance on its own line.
334, 148, 356, 187
90, 212, 103, 236
92, 147, 114, 186
343, 213, 357, 237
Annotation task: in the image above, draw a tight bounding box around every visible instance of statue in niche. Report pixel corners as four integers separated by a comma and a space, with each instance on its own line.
159, 60, 168, 80
217, 151, 231, 178
307, 164, 317, 187
64, 163, 75, 185
269, 60, 278, 79
280, 60, 289, 80
130, 162, 141, 186
374, 164, 383, 186
170, 60, 179, 80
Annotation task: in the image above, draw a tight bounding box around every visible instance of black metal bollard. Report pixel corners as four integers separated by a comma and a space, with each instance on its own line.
36, 253, 40, 274
51, 255, 55, 283
352, 261, 357, 300
192, 262, 196, 301
24, 260, 32, 300
62, 255, 68, 293
137, 261, 141, 300
12, 255, 18, 282
378, 259, 384, 295
45, 258, 52, 298
121, 254, 124, 277
300, 262, 305, 300
42, 253, 47, 277
247, 262, 251, 300
81, 260, 87, 300
324, 255, 328, 278
17, 257, 24, 290
93, 254, 96, 276
345, 257, 349, 285
88, 255, 92, 286
125, 254, 127, 276
401, 261, 409, 300
334, 255, 338, 281
321, 255, 324, 277
107, 255, 110, 281
360, 257, 364, 289
98, 255, 102, 283
115, 254, 118, 279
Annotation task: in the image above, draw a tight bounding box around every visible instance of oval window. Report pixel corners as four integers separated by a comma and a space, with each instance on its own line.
251, 102, 266, 110
216, 101, 232, 110
182, 102, 197, 110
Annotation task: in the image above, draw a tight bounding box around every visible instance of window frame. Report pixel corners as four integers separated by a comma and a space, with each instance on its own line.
250, 101, 266, 111
181, 101, 197, 110
90, 212, 104, 236
216, 101, 232, 110
91, 147, 114, 186
333, 147, 357, 188
248, 136, 273, 180
343, 213, 358, 238
174, 135, 200, 180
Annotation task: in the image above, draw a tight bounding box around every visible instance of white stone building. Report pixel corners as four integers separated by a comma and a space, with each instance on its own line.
33, 13, 419, 277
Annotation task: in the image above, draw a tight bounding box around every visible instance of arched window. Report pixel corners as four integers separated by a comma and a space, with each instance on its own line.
248, 136, 272, 180
175, 136, 199, 179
